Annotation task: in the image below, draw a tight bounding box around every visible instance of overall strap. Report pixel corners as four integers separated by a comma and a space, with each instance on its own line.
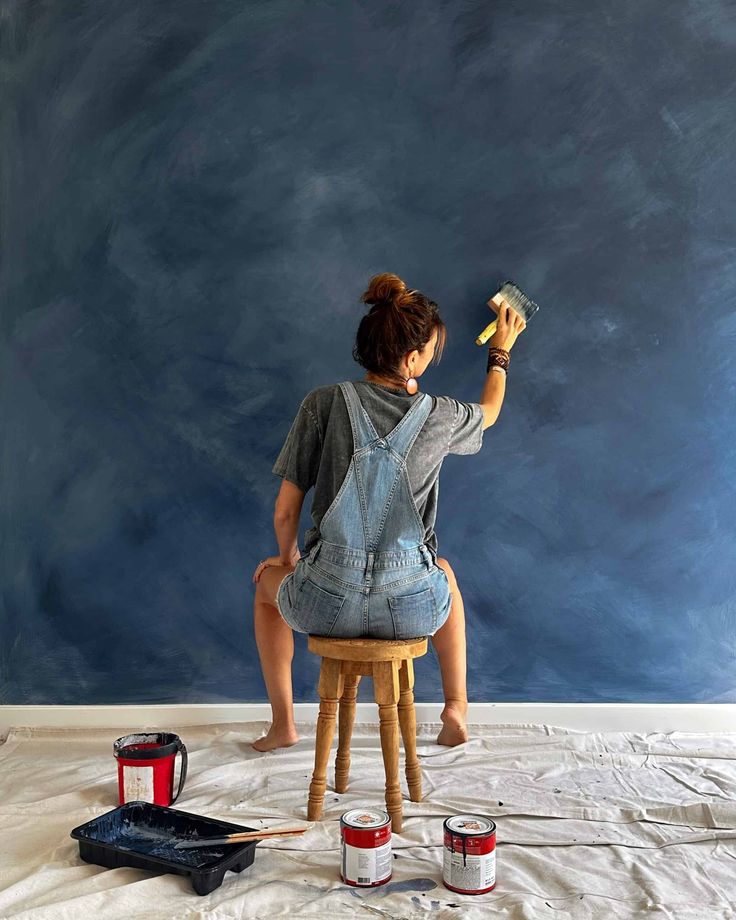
382, 390, 432, 460
340, 381, 431, 458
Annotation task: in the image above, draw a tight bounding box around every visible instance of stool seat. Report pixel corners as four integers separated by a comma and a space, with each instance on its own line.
308, 635, 428, 662
306, 635, 429, 834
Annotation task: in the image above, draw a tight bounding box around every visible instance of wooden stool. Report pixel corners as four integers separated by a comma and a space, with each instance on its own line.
306, 635, 428, 834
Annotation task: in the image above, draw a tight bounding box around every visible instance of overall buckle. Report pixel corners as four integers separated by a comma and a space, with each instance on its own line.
419, 544, 434, 570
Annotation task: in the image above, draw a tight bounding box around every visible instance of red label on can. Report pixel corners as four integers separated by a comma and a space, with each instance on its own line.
443, 830, 496, 855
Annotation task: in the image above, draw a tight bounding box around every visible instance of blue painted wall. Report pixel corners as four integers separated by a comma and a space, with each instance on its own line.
2, 1, 734, 705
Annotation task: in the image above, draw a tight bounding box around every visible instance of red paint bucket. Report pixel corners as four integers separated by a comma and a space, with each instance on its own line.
340, 808, 392, 887
442, 814, 497, 894
113, 732, 188, 807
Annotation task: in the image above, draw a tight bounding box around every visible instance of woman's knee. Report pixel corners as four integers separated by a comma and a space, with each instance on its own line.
255, 565, 292, 609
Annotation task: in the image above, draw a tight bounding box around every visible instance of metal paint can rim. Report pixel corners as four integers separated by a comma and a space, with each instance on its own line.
341, 808, 391, 830
444, 814, 496, 836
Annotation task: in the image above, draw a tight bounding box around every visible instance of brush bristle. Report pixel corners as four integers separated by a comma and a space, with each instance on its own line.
498, 280, 539, 320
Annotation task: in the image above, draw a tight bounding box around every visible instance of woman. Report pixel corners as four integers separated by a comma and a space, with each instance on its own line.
251, 272, 526, 752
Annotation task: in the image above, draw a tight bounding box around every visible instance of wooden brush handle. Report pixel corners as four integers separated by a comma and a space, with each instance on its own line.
228, 826, 307, 841
476, 317, 498, 345
475, 292, 504, 345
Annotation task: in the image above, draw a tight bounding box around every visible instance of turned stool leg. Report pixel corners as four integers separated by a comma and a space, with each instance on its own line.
373, 660, 403, 833
335, 674, 360, 793
308, 658, 344, 821
398, 658, 422, 802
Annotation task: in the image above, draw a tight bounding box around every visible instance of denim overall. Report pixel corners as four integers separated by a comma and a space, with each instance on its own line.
277, 380, 452, 639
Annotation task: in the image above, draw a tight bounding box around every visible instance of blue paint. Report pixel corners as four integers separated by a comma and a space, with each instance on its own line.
2, 0, 735, 704
87, 809, 228, 868
352, 877, 437, 899
71, 801, 258, 895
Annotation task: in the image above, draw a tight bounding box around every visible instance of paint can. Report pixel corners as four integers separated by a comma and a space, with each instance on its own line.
442, 814, 496, 894
340, 808, 392, 887
113, 732, 188, 807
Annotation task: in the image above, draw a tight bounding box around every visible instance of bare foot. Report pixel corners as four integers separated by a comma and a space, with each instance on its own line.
251, 725, 300, 752
436, 702, 469, 746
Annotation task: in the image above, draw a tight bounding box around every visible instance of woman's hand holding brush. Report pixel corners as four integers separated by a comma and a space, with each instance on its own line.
489, 297, 527, 352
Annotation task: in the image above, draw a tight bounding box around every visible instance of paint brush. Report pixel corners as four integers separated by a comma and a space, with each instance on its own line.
475, 280, 540, 345
173, 824, 308, 848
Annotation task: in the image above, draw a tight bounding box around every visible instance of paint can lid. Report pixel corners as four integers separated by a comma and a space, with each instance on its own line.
341, 808, 391, 829
444, 814, 496, 836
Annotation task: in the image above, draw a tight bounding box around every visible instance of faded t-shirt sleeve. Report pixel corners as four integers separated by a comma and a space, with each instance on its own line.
447, 398, 485, 455
271, 399, 321, 493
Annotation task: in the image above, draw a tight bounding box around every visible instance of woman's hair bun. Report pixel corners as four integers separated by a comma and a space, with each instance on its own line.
360, 272, 408, 309
353, 272, 447, 384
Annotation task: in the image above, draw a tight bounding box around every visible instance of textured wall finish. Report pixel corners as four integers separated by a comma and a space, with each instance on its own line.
1, 1, 735, 704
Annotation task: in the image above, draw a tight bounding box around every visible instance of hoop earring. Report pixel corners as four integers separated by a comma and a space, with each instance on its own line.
405, 376, 418, 395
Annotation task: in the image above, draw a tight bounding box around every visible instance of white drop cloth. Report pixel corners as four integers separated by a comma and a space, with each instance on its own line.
0, 721, 735, 919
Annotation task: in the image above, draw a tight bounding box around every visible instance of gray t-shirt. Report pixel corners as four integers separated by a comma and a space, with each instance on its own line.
272, 378, 485, 556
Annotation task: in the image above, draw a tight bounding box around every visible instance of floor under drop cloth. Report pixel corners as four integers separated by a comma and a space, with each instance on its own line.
1, 721, 735, 919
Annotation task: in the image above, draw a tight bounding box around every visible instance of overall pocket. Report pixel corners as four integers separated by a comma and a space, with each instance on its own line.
297, 575, 348, 637
387, 585, 437, 640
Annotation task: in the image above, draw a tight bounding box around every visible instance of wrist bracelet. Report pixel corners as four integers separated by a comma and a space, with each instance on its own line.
487, 346, 510, 374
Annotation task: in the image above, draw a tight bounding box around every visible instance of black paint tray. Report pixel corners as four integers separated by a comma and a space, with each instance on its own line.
70, 800, 258, 895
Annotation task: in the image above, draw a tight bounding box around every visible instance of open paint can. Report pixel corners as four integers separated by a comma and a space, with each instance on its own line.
340, 808, 392, 887
114, 732, 188, 806
442, 814, 497, 894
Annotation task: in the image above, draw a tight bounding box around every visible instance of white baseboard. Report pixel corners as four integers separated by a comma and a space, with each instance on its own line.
1, 703, 735, 739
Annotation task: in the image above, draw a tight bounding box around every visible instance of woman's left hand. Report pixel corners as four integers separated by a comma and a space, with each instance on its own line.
253, 551, 301, 583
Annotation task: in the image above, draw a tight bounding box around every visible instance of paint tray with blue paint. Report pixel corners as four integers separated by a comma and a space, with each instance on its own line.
70, 800, 258, 895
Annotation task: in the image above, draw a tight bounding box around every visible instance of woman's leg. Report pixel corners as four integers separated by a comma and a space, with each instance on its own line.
250, 564, 300, 752
430, 558, 469, 746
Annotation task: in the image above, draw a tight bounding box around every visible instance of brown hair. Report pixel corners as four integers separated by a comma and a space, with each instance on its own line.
352, 272, 447, 389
